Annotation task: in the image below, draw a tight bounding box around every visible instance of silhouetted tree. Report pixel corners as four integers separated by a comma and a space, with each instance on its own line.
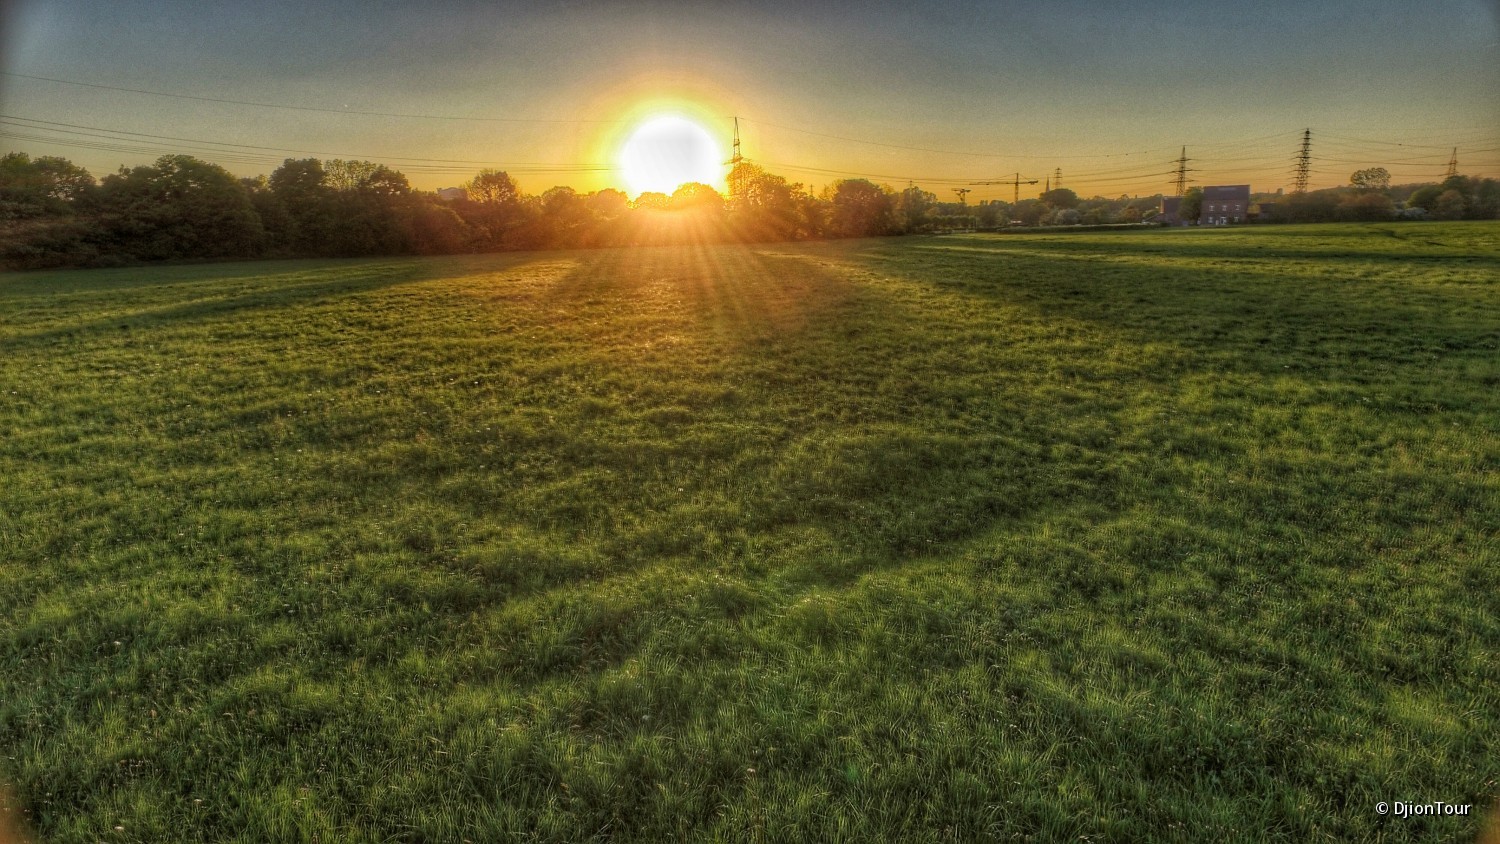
633, 192, 671, 211
404, 200, 471, 254
465, 169, 521, 205
324, 159, 408, 195
830, 179, 894, 237
455, 169, 525, 251
670, 182, 724, 213
895, 186, 937, 232
527, 186, 594, 247
587, 188, 629, 217
727, 163, 805, 241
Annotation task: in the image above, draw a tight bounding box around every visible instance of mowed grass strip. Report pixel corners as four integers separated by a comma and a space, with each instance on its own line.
1, 223, 1497, 842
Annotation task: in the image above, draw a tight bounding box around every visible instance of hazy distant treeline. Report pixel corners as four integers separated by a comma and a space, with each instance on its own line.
1, 151, 1495, 271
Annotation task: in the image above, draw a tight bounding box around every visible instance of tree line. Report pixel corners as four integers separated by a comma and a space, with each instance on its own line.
2, 151, 1494, 271
1175, 168, 1500, 224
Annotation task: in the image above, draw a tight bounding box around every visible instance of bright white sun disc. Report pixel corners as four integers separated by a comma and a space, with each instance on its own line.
619, 115, 722, 197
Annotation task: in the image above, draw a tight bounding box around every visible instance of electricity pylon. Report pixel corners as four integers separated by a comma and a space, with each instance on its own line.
1172, 147, 1193, 196
1292, 129, 1312, 194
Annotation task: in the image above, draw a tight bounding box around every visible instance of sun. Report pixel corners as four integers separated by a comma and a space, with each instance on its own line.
618, 115, 723, 197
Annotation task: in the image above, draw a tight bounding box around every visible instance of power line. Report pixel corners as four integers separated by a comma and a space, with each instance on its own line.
1319, 129, 1498, 149
0, 115, 610, 169
0, 70, 617, 125
4, 96, 1493, 195
0, 117, 615, 178
758, 160, 979, 185
14, 68, 1487, 187
745, 117, 1141, 160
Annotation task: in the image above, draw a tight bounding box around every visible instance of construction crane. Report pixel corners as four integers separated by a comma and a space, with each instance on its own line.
952, 188, 971, 205
972, 173, 1039, 205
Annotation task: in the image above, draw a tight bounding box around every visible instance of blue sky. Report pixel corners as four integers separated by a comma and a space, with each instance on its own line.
3, 0, 1496, 198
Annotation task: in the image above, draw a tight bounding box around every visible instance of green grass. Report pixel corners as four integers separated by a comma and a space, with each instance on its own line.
2, 222, 1497, 842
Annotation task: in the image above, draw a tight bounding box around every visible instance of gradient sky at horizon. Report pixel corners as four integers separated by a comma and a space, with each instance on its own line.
2, 0, 1497, 200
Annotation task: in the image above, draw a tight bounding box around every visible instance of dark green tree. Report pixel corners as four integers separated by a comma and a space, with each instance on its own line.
1336, 191, 1395, 221
727, 163, 803, 241
895, 186, 937, 233
1349, 167, 1391, 192
829, 179, 894, 237
268, 158, 332, 253
98, 155, 262, 259
1405, 184, 1442, 212
0, 152, 96, 218
1178, 187, 1203, 222
465, 169, 521, 205
457, 169, 525, 251
1039, 187, 1079, 209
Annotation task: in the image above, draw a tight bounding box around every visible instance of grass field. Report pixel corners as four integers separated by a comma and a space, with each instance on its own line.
2, 222, 1497, 842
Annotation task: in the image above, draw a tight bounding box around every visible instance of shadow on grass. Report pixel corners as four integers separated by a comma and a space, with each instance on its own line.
883, 237, 1499, 384
917, 228, 1500, 262
0, 253, 553, 352
432, 239, 1123, 600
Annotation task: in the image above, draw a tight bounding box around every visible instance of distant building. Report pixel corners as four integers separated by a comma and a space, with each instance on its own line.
1159, 196, 1185, 226
1199, 185, 1250, 226
437, 187, 467, 201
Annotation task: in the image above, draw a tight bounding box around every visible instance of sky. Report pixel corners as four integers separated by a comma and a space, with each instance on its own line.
2, 0, 1497, 201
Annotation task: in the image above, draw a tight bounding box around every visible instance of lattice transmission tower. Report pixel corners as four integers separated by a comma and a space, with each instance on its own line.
725, 117, 747, 200
1172, 147, 1193, 196
1292, 129, 1312, 194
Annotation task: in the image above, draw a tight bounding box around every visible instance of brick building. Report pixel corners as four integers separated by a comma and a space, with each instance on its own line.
1159, 196, 1185, 225
1200, 185, 1250, 226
